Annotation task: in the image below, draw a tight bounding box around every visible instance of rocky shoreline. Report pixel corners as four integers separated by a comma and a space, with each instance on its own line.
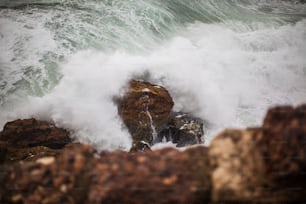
1, 80, 306, 203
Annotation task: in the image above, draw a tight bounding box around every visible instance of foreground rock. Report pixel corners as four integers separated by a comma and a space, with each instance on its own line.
0, 144, 211, 204
209, 104, 306, 203
117, 80, 174, 145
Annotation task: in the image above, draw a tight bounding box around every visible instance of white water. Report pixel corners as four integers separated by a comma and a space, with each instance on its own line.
1, 1, 306, 151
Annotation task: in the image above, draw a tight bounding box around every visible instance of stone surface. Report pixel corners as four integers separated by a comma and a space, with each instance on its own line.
117, 80, 174, 145
0, 144, 210, 204
129, 140, 151, 153
209, 129, 265, 202
0, 118, 71, 149
0, 143, 95, 204
209, 105, 306, 203
158, 112, 204, 147
0, 142, 60, 164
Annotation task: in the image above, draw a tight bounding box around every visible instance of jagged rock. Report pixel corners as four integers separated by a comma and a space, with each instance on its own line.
0, 118, 71, 149
129, 140, 151, 153
0, 118, 73, 165
158, 112, 204, 147
0, 144, 211, 204
209, 105, 306, 203
263, 104, 306, 129
117, 80, 174, 145
0, 144, 95, 204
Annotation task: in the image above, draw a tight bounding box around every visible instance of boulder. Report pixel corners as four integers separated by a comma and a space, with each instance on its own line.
0, 118, 71, 149
0, 118, 73, 165
117, 80, 174, 145
209, 105, 306, 203
0, 144, 211, 204
158, 112, 204, 147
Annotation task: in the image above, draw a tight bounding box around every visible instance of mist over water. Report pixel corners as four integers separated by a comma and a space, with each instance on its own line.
1, 0, 306, 150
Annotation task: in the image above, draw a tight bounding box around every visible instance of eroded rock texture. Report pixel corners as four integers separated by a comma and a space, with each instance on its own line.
0, 118, 72, 164
209, 104, 306, 203
117, 80, 174, 145
0, 118, 71, 149
0, 144, 210, 204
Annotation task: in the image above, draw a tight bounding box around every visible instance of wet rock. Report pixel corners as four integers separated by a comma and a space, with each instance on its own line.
129, 140, 151, 153
0, 118, 71, 149
117, 80, 174, 145
158, 112, 204, 147
209, 105, 306, 203
1, 144, 211, 204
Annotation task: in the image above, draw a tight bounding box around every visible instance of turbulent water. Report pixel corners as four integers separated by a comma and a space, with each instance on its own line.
0, 0, 306, 150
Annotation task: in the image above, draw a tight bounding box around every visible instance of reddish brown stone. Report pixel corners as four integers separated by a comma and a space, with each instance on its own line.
117, 80, 174, 144
0, 118, 71, 149
0, 144, 210, 204
87, 146, 210, 204
0, 144, 95, 204
263, 104, 306, 129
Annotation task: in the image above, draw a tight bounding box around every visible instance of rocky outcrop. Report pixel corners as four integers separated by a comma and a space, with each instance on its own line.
117, 80, 174, 145
209, 104, 306, 203
0, 118, 71, 149
1, 104, 306, 203
0, 118, 72, 164
158, 112, 204, 147
0, 144, 211, 204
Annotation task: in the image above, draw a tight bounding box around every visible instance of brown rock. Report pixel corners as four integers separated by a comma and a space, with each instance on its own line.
263, 104, 306, 129
0, 143, 95, 204
117, 80, 174, 144
0, 143, 60, 164
209, 129, 265, 202
88, 146, 210, 204
0, 118, 71, 149
1, 144, 210, 204
209, 105, 306, 203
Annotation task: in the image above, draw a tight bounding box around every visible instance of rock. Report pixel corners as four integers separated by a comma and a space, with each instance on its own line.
129, 140, 151, 153
88, 146, 210, 204
263, 104, 306, 129
0, 142, 7, 163
0, 143, 95, 204
117, 80, 174, 145
158, 112, 204, 147
0, 142, 60, 164
0, 118, 73, 165
209, 128, 265, 202
0, 144, 211, 204
0, 118, 71, 149
209, 105, 306, 203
